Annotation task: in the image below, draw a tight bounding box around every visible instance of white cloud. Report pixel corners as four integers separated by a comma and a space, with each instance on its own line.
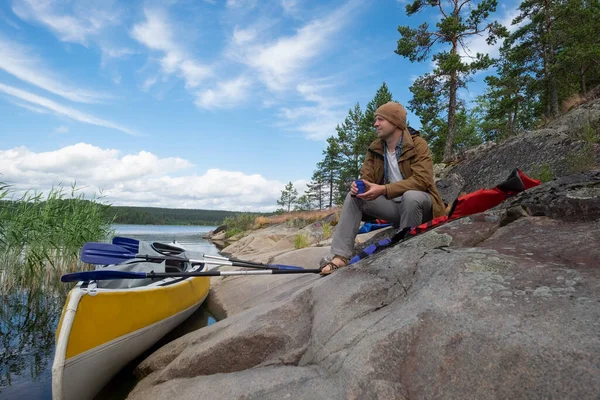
227, 0, 257, 9
12, 0, 120, 46
232, 26, 257, 46
10, 101, 49, 114
281, 0, 299, 15
0, 83, 136, 136
141, 76, 158, 92
55, 125, 69, 134
233, 1, 359, 91
195, 76, 252, 109
0, 144, 284, 211
0, 35, 108, 103
277, 82, 347, 140
131, 8, 213, 89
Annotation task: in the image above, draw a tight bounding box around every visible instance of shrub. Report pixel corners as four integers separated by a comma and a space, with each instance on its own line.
529, 163, 554, 183
223, 213, 256, 235
567, 145, 598, 173
293, 233, 310, 249
322, 223, 333, 240
578, 123, 600, 144
253, 216, 270, 228
0, 183, 114, 291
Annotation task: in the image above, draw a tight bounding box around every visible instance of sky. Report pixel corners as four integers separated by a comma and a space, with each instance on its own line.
0, 0, 521, 212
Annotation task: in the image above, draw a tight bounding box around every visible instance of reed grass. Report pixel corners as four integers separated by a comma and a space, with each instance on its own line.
0, 182, 114, 292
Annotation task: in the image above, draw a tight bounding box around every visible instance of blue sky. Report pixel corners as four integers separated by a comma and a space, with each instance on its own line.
0, 0, 520, 212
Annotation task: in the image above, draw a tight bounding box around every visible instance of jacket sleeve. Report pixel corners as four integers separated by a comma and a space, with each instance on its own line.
385, 137, 434, 198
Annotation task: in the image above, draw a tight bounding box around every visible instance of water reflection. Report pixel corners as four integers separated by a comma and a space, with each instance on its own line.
0, 277, 68, 399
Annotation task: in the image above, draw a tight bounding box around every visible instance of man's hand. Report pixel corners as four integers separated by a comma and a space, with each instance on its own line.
357, 180, 386, 201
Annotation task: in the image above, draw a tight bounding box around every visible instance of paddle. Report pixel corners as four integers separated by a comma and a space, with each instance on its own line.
201, 254, 304, 271
112, 237, 294, 271
112, 237, 186, 256
81, 243, 304, 271
61, 268, 321, 282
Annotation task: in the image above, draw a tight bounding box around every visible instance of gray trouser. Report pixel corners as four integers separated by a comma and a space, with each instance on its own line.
329, 190, 433, 260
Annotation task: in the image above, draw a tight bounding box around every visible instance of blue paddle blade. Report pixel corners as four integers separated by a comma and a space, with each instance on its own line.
80, 242, 138, 265
270, 264, 304, 271
112, 237, 140, 253
61, 270, 147, 282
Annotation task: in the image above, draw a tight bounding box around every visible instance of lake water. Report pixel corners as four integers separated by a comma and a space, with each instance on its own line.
0, 224, 220, 400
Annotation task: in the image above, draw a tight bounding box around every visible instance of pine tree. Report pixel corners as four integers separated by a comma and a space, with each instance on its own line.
553, 0, 600, 95
359, 82, 394, 149
305, 169, 329, 210
276, 182, 298, 212
294, 194, 313, 211
396, 0, 507, 162
333, 103, 366, 203
510, 0, 561, 119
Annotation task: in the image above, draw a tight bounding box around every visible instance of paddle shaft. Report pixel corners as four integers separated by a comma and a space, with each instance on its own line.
61, 268, 321, 282
131, 255, 302, 270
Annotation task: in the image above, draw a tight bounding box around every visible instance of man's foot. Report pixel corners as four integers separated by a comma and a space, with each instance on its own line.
319, 255, 349, 276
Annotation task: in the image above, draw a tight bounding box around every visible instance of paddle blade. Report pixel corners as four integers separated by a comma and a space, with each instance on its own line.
61, 270, 147, 282
112, 237, 140, 253
80, 242, 137, 265
270, 264, 304, 271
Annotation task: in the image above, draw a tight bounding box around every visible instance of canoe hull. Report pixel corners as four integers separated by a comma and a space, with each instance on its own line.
52, 270, 210, 400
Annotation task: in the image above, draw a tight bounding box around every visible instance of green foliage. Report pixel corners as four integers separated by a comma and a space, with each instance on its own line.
322, 223, 333, 240
578, 124, 600, 144
396, 0, 506, 162
566, 144, 598, 173
277, 182, 298, 212
294, 194, 313, 211
305, 169, 329, 210
499, 0, 600, 124
529, 163, 554, 183
293, 233, 310, 249
0, 183, 114, 290
223, 213, 257, 236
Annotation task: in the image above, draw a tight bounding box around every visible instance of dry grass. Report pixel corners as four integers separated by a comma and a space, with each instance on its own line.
253, 208, 339, 228
562, 93, 586, 113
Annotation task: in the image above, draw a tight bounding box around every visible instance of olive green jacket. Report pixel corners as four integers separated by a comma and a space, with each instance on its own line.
360, 129, 446, 219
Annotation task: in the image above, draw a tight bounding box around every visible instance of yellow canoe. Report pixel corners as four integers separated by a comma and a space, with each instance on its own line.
52, 262, 210, 400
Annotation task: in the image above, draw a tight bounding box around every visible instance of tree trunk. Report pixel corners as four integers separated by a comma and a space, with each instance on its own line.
544, 0, 559, 117
328, 173, 334, 208
580, 65, 587, 94
512, 100, 520, 135
443, 70, 458, 162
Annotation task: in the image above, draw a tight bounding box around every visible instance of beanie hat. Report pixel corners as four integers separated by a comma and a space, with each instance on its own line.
375, 101, 407, 130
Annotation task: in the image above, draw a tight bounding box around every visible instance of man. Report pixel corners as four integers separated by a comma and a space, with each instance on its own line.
319, 101, 446, 275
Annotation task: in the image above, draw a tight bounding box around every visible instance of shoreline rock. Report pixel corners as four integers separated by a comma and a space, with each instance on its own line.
127, 99, 600, 399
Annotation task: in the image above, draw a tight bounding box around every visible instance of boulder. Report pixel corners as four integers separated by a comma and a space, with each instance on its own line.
129, 172, 600, 400
440, 98, 600, 192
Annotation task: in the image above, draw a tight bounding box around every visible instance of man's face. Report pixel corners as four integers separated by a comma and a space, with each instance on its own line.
374, 115, 396, 139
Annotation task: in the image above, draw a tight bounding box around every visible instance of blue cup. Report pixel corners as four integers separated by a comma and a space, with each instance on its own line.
355, 180, 366, 195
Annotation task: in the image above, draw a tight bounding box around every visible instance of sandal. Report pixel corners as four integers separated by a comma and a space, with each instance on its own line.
319, 255, 349, 276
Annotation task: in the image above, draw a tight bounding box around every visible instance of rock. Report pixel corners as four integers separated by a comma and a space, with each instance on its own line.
128, 101, 600, 399
500, 170, 600, 222
212, 225, 227, 235
129, 174, 600, 400
205, 247, 330, 320
444, 98, 600, 193
435, 172, 466, 204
